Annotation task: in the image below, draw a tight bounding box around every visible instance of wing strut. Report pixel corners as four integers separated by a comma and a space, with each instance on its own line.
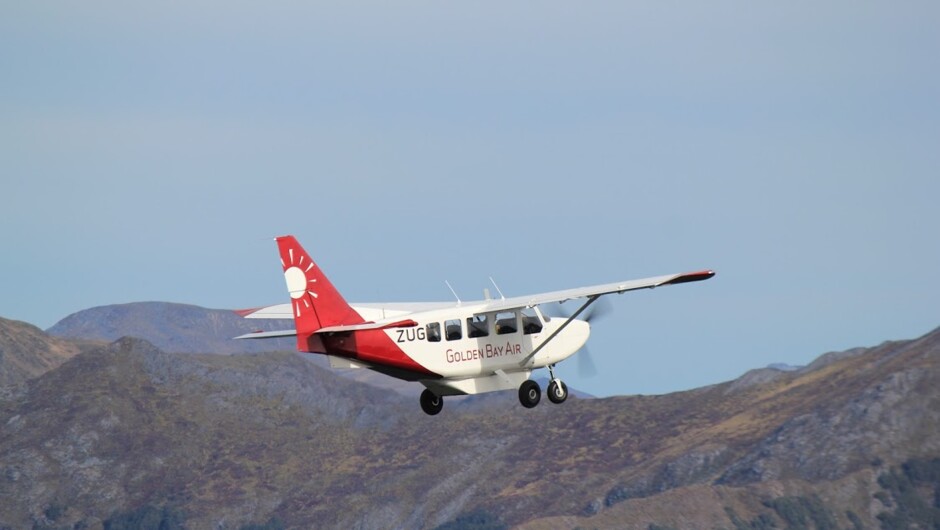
518, 295, 599, 367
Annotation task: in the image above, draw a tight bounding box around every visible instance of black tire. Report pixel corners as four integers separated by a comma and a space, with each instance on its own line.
420, 389, 443, 415
547, 379, 568, 404
518, 380, 541, 408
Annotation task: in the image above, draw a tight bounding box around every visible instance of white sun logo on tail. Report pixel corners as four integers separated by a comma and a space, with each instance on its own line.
282, 248, 318, 317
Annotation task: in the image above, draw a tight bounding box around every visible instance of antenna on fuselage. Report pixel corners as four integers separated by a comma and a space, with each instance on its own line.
488, 277, 506, 300
444, 280, 461, 305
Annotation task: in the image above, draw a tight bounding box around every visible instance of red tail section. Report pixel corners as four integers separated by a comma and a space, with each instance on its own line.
275, 236, 365, 342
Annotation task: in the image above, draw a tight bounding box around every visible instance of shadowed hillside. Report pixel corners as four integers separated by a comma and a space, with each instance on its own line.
0, 317, 100, 397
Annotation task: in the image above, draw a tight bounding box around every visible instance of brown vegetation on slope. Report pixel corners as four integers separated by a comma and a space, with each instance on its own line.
1, 317, 937, 529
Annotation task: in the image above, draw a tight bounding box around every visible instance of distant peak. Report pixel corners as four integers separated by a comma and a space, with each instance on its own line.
767, 362, 802, 372
106, 336, 164, 355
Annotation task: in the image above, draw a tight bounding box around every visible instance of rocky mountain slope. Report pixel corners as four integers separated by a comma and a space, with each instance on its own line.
0, 317, 98, 396
520, 329, 940, 529
2, 316, 938, 529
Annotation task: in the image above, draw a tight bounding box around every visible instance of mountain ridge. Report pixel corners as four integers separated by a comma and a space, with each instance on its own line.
0, 316, 101, 397
2, 310, 937, 529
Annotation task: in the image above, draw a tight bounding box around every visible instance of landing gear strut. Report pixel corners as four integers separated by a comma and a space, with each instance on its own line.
420, 388, 443, 415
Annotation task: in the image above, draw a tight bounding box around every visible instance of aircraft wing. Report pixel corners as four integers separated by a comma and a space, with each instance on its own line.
475, 269, 715, 314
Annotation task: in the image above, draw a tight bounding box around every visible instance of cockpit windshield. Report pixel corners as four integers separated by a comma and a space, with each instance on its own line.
521, 308, 543, 334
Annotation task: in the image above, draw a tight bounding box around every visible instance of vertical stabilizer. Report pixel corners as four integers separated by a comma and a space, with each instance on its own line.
275, 236, 365, 338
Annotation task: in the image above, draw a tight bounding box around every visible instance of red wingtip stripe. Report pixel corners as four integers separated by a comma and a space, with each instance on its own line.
663, 270, 716, 286
233, 307, 264, 317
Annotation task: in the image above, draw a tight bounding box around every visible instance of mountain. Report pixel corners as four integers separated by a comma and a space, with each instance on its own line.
0, 336, 412, 529
47, 302, 296, 354
0, 317, 96, 396
2, 316, 938, 529
766, 362, 801, 371
517, 329, 940, 529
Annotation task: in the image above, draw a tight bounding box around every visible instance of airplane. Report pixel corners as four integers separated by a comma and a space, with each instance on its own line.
235, 235, 714, 415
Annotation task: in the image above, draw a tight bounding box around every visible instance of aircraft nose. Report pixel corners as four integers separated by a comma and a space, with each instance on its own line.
573, 318, 591, 350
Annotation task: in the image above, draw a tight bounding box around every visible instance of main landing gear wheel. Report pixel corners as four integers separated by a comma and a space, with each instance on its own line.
519, 380, 541, 408
420, 389, 443, 415
547, 379, 568, 404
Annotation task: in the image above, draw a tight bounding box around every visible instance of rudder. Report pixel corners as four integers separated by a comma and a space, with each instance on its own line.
275, 235, 364, 335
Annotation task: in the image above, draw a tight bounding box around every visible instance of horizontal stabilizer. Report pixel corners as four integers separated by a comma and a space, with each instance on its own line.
233, 319, 418, 340
233, 329, 297, 340
236, 305, 294, 319
317, 319, 418, 334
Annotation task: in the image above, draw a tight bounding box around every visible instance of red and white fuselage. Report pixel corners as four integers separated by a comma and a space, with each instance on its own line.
237, 235, 713, 414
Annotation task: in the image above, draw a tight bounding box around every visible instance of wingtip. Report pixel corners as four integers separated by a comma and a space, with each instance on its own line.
663, 270, 716, 285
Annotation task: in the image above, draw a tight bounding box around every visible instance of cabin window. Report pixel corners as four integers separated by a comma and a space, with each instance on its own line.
522, 308, 543, 334
445, 319, 462, 341
495, 312, 518, 335
426, 322, 441, 342
467, 315, 489, 338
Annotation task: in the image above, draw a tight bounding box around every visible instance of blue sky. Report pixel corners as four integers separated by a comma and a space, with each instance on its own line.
3, 1, 938, 397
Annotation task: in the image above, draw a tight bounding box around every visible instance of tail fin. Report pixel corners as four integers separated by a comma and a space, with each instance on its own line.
275, 235, 364, 335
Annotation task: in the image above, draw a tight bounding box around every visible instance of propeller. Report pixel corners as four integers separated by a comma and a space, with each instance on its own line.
581, 296, 613, 324
546, 296, 613, 323
546, 297, 613, 377
578, 345, 598, 378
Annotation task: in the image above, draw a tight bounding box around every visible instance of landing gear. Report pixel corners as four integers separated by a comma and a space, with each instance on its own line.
548, 379, 568, 404
519, 379, 541, 408
547, 364, 568, 404
518, 364, 569, 409
420, 389, 443, 415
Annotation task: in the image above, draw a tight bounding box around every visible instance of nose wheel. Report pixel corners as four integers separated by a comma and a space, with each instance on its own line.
547, 379, 568, 404
546, 363, 568, 404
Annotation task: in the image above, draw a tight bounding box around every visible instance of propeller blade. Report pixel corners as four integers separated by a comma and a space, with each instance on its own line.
548, 297, 613, 322
582, 297, 613, 323
544, 298, 611, 378
578, 347, 598, 378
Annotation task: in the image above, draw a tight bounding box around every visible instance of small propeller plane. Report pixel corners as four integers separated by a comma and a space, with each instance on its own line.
236, 235, 714, 415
